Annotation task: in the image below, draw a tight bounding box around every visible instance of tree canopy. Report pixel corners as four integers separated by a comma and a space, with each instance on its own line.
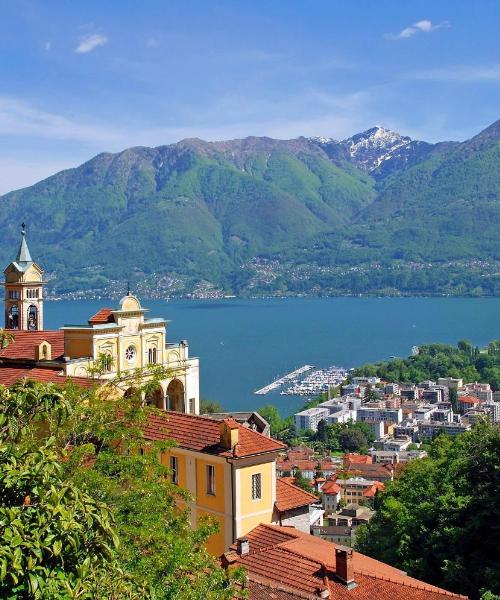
355, 422, 500, 600
355, 339, 500, 390
0, 378, 242, 599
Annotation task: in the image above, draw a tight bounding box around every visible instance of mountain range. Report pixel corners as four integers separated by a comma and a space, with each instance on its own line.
1, 119, 500, 298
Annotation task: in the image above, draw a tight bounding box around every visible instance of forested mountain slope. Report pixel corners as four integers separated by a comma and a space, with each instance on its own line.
1, 121, 499, 297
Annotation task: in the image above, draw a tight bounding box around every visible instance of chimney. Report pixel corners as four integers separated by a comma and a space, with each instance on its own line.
220, 419, 239, 450
335, 548, 356, 589
236, 537, 249, 556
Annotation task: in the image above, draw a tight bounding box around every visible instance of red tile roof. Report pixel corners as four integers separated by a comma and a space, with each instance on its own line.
224, 524, 467, 600
142, 411, 286, 459
344, 462, 394, 481
0, 331, 64, 360
363, 481, 385, 497
344, 453, 373, 465
322, 480, 341, 494
275, 478, 318, 512
458, 396, 482, 404
0, 365, 96, 388
277, 458, 338, 472
88, 308, 115, 325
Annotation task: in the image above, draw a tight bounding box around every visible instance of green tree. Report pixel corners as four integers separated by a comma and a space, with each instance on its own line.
316, 418, 328, 444
0, 379, 242, 599
199, 398, 223, 414
355, 422, 500, 600
257, 404, 284, 434
0, 380, 140, 599
338, 428, 368, 452
293, 469, 314, 493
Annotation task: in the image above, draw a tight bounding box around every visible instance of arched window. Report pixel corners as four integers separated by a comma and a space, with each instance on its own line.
148, 347, 157, 364
8, 305, 19, 329
104, 353, 113, 372
27, 305, 37, 330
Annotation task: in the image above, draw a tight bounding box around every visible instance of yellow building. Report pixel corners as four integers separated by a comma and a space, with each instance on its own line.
143, 411, 286, 555
1, 226, 199, 412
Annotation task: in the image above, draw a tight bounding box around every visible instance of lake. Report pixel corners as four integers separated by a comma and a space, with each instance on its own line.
45, 297, 500, 416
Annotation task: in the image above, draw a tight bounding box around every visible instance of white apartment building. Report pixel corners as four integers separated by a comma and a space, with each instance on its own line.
356, 407, 403, 424
295, 407, 330, 432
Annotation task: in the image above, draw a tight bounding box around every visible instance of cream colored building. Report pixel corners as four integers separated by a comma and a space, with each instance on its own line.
62, 294, 200, 413
1, 226, 199, 414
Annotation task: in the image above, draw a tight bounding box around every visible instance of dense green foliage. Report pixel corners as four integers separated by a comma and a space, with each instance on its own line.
2, 121, 500, 297
355, 422, 500, 599
355, 339, 500, 389
0, 379, 241, 599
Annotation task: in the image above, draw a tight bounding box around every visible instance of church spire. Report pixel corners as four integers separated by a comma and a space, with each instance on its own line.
16, 223, 33, 264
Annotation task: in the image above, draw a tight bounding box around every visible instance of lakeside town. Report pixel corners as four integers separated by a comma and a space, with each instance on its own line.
2, 0, 500, 595
281, 374, 500, 545
2, 226, 498, 598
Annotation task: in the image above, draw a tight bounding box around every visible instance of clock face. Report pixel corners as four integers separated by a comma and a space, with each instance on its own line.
125, 345, 136, 363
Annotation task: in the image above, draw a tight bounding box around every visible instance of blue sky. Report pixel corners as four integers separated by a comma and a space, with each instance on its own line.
1, 0, 499, 193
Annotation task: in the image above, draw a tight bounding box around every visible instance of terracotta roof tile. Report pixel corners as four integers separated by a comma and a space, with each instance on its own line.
458, 396, 483, 404
344, 453, 373, 465
275, 478, 318, 512
226, 524, 467, 600
321, 480, 341, 494
142, 411, 286, 459
0, 331, 64, 360
0, 365, 96, 388
277, 458, 338, 472
88, 308, 115, 325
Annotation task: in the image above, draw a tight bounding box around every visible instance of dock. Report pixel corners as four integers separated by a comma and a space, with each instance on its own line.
254, 365, 315, 395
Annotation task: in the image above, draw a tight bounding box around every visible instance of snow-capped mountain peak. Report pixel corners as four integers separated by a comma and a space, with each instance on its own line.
309, 126, 430, 175
343, 126, 413, 169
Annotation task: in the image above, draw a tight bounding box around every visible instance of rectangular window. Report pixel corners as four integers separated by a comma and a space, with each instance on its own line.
170, 456, 178, 484
252, 473, 262, 500
206, 465, 216, 495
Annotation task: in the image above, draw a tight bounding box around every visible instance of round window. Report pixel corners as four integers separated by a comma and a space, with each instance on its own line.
125, 345, 136, 363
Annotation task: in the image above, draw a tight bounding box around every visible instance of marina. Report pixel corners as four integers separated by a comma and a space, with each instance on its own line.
281, 366, 349, 396
254, 364, 348, 397
254, 365, 316, 395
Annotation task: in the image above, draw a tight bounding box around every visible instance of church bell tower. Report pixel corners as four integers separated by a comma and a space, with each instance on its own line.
3, 224, 45, 331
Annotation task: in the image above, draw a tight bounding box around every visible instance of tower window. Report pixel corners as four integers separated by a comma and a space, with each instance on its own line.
27, 305, 38, 331
8, 305, 19, 329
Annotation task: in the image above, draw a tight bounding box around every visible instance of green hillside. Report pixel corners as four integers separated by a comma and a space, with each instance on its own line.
1, 121, 500, 298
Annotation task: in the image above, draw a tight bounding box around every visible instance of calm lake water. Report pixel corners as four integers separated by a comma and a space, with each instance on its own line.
45, 297, 500, 416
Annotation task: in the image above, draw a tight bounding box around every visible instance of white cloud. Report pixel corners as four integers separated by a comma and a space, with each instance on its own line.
74, 33, 108, 54
44, 41, 51, 51
146, 37, 160, 48
388, 19, 450, 40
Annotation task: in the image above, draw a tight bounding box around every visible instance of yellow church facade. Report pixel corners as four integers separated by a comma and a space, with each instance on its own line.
61, 294, 200, 414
